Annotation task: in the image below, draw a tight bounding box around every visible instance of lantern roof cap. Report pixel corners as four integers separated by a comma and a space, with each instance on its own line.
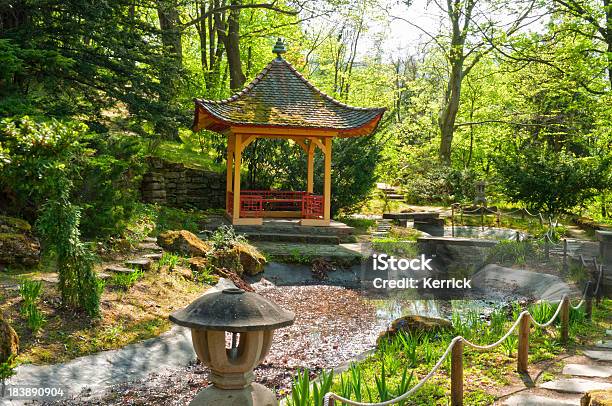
170, 287, 295, 331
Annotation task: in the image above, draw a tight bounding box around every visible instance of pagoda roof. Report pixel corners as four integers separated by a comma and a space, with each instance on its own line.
192, 57, 385, 137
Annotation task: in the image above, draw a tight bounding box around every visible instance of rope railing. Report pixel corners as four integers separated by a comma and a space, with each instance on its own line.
324, 275, 601, 406
449, 203, 552, 235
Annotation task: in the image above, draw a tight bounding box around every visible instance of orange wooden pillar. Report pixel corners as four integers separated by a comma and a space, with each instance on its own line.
307, 141, 315, 194
226, 134, 234, 219
323, 137, 332, 223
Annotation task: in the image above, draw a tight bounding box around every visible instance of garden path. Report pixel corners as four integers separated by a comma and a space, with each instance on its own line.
501, 329, 612, 405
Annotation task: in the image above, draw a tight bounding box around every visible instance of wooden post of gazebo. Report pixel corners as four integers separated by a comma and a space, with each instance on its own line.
192, 38, 385, 227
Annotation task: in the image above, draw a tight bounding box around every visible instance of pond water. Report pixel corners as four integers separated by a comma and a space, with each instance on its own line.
443, 226, 526, 240
369, 295, 509, 326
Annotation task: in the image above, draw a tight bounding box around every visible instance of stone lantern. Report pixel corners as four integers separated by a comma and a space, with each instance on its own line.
170, 286, 295, 406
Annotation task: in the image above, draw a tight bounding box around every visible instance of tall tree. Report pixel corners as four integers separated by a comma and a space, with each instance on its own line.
394, 0, 536, 164
552, 0, 612, 89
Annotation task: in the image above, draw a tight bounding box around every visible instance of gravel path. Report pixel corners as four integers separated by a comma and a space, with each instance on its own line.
34, 284, 384, 405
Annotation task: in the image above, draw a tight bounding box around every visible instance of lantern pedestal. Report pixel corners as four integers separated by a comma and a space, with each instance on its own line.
190, 382, 277, 406
169, 284, 294, 406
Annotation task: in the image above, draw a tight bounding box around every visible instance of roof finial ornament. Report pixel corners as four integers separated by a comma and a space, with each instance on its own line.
272, 37, 286, 58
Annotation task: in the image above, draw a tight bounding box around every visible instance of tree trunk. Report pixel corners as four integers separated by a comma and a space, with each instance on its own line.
439, 63, 463, 164
220, 0, 246, 92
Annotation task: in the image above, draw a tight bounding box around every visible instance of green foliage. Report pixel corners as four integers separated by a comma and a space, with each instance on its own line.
110, 270, 144, 291
0, 117, 145, 239
0, 354, 18, 393
494, 146, 607, 219
19, 280, 43, 308
19, 280, 45, 333
159, 253, 180, 272
209, 225, 246, 250
486, 240, 543, 266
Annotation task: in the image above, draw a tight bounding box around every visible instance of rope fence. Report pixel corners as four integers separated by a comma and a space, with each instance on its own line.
323, 273, 603, 406
449, 204, 554, 234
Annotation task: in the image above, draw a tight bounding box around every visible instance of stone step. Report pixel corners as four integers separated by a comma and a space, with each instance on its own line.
563, 364, 612, 378
502, 394, 579, 405
386, 194, 405, 200
583, 350, 612, 362
540, 378, 612, 394
607, 330, 612, 336
595, 340, 612, 350
125, 258, 152, 271
241, 232, 340, 245
142, 253, 163, 260
137, 242, 163, 252
105, 265, 136, 274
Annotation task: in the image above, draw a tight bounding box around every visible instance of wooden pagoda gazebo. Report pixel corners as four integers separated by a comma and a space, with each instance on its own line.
192, 39, 385, 226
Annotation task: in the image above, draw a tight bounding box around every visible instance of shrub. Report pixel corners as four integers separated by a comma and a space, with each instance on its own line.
210, 225, 246, 250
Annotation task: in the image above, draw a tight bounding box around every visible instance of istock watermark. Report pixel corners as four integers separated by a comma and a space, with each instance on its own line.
368, 253, 472, 294
372, 253, 433, 271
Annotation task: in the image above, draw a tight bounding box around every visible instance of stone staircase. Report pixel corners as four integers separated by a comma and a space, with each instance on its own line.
372, 219, 392, 238
502, 330, 612, 405
200, 215, 356, 245
376, 182, 405, 201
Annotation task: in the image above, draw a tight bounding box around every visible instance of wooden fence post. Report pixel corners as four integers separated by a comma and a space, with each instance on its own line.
451, 205, 455, 237
480, 208, 485, 231
451, 339, 464, 406
560, 297, 570, 344
562, 239, 568, 274
596, 265, 603, 306
585, 281, 593, 321
517, 314, 530, 374
516, 231, 520, 242
544, 238, 550, 261
328, 397, 335, 406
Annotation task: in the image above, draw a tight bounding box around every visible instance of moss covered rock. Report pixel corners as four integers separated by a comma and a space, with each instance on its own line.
582, 390, 612, 406
206, 242, 266, 276
233, 242, 266, 276
0, 216, 40, 267
209, 249, 243, 275
377, 315, 452, 344
0, 316, 19, 363
157, 230, 212, 257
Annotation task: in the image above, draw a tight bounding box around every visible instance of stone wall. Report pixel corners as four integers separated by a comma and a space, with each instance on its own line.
141, 158, 225, 210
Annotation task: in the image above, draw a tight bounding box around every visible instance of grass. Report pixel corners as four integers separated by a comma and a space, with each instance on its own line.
149, 130, 225, 172
334, 216, 376, 234
121, 203, 214, 244
286, 299, 612, 405
0, 266, 207, 365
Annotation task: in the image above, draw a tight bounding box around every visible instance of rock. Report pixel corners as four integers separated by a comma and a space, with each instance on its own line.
233, 242, 266, 276
173, 266, 195, 281
209, 249, 243, 275
157, 230, 212, 257
206, 243, 265, 276
581, 390, 612, 406
540, 378, 612, 394
0, 316, 19, 363
563, 364, 612, 378
188, 257, 209, 274
504, 394, 579, 406
105, 265, 136, 274
125, 258, 152, 271
0, 216, 41, 266
583, 350, 612, 362
378, 315, 452, 344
